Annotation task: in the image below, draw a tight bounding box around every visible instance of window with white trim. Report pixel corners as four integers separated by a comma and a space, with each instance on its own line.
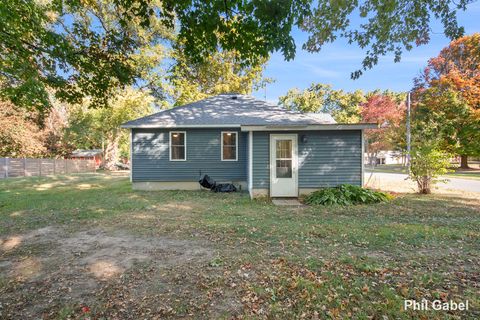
170, 131, 186, 161
221, 132, 238, 161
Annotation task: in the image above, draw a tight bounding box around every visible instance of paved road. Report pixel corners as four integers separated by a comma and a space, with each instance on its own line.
365, 171, 480, 193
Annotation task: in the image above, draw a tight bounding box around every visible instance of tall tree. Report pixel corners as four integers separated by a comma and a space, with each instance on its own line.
169, 48, 270, 106
416, 33, 480, 114
1, 0, 473, 112
0, 101, 45, 157
279, 86, 326, 113
414, 33, 480, 167
42, 97, 70, 156
360, 94, 406, 162
413, 87, 480, 168
279, 84, 365, 123
65, 87, 153, 169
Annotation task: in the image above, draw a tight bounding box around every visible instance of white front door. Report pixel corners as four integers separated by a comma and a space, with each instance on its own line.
270, 134, 298, 197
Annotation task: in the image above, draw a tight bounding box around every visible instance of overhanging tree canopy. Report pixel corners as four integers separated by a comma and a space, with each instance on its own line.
0, 0, 173, 112
0, 0, 473, 112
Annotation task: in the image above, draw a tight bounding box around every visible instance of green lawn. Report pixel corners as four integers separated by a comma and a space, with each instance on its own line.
1, 173, 479, 319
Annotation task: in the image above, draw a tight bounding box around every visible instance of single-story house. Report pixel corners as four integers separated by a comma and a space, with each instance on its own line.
121, 94, 377, 198
69, 149, 103, 168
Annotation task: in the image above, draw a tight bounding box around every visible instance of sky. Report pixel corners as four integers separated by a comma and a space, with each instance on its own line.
252, 2, 480, 103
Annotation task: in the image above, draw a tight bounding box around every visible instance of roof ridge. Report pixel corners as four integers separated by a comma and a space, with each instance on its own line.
121, 93, 338, 128
128, 95, 222, 123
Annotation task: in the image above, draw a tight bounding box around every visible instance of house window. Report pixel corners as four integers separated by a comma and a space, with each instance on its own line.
221, 132, 238, 161
170, 131, 186, 161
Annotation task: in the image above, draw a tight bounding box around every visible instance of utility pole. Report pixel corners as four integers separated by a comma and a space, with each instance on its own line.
406, 92, 411, 172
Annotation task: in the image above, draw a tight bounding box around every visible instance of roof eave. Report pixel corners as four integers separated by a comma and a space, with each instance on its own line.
240, 123, 379, 131
121, 123, 379, 130
121, 124, 242, 129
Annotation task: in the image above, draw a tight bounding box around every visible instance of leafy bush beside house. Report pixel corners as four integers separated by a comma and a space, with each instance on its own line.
303, 184, 391, 206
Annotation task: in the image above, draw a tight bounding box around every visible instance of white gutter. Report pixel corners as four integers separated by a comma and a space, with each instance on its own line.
121, 124, 242, 129
241, 124, 379, 131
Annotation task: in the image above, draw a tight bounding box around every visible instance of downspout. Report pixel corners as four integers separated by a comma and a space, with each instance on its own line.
248, 131, 253, 198
361, 129, 365, 187
130, 129, 133, 183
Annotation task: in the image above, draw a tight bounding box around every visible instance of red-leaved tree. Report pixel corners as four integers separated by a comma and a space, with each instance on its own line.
361, 95, 406, 164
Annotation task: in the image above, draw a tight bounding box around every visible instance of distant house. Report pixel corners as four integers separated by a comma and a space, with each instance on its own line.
69, 149, 103, 168
121, 94, 377, 198
365, 150, 404, 165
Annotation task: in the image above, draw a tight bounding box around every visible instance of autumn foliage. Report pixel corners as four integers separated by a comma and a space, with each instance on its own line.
0, 101, 46, 157
417, 33, 480, 117
360, 95, 406, 157
414, 34, 480, 167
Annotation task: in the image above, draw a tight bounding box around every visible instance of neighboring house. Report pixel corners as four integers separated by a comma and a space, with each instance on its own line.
69, 149, 103, 168
121, 94, 377, 198
365, 150, 404, 165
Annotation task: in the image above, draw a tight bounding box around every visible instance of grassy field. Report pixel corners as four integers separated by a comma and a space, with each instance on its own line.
1, 173, 479, 319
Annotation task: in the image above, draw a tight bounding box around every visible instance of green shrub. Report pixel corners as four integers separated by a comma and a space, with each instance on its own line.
304, 184, 391, 206
409, 145, 452, 194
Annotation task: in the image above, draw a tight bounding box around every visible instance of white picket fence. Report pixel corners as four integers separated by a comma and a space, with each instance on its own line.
0, 158, 96, 179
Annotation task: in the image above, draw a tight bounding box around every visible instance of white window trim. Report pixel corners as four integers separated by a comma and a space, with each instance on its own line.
169, 131, 187, 161
221, 131, 238, 161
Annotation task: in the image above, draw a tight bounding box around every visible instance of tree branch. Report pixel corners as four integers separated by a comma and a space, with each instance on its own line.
224, 0, 230, 19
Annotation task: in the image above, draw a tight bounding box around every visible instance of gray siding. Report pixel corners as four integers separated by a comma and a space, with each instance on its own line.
252, 130, 362, 189
132, 128, 247, 182
252, 132, 270, 188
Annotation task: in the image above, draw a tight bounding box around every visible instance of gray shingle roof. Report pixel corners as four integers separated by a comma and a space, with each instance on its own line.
121, 93, 336, 128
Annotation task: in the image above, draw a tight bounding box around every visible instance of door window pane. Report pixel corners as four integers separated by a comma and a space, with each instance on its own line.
276, 140, 292, 158
276, 160, 292, 178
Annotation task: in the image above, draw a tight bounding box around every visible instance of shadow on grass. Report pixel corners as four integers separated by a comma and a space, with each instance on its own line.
1, 173, 479, 259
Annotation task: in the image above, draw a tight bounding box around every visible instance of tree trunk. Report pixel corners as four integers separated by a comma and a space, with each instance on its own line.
460, 155, 469, 169
104, 134, 121, 171
417, 176, 431, 194
369, 152, 378, 166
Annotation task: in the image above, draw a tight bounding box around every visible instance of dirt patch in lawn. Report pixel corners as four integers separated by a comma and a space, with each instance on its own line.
0, 226, 214, 318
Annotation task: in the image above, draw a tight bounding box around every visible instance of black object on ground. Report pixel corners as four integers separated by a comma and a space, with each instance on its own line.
198, 175, 237, 193
212, 183, 237, 193
199, 174, 216, 189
